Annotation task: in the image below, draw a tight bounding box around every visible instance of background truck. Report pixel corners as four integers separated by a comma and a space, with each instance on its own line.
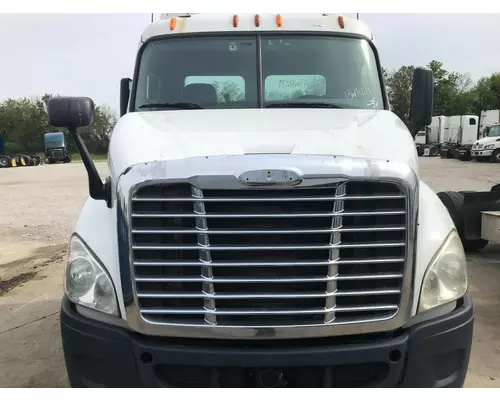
44, 132, 71, 164
471, 123, 500, 162
479, 109, 500, 137
51, 13, 472, 388
0, 136, 41, 168
416, 115, 478, 160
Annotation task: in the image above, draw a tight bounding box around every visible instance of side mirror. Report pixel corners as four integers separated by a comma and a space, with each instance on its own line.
410, 67, 434, 136
47, 96, 110, 207
120, 78, 132, 117
47, 97, 95, 128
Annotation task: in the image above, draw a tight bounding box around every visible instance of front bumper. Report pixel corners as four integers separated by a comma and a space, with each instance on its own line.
472, 150, 493, 157
60, 295, 474, 388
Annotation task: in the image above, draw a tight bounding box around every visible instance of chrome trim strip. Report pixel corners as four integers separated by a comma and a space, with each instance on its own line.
132, 194, 406, 202
131, 210, 406, 218
117, 154, 418, 339
132, 242, 405, 251
136, 288, 401, 299
133, 257, 405, 267
134, 272, 404, 283
140, 304, 399, 315
131, 226, 407, 234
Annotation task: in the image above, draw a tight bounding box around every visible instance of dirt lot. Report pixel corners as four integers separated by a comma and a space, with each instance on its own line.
0, 158, 499, 387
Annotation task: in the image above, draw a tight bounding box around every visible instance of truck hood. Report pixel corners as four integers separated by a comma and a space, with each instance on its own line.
475, 136, 500, 146
109, 109, 418, 179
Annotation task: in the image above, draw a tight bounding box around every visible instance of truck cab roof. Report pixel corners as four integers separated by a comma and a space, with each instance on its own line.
141, 13, 373, 44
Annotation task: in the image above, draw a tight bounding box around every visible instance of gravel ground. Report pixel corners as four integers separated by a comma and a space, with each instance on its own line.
0, 162, 108, 244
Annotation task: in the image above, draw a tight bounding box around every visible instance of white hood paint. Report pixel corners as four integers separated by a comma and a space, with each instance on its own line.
475, 136, 500, 146
108, 109, 418, 179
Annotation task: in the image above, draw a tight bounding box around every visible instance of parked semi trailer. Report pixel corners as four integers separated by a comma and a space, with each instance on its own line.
0, 137, 41, 168
50, 13, 472, 388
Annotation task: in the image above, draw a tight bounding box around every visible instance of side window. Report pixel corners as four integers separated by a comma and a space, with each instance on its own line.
184, 76, 245, 103
469, 118, 477, 125
264, 75, 326, 101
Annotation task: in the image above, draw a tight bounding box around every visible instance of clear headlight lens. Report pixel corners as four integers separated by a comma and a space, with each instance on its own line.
65, 235, 119, 316
484, 144, 494, 149
418, 229, 467, 313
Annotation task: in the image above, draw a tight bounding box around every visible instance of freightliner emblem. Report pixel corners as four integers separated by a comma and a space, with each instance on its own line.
238, 169, 303, 186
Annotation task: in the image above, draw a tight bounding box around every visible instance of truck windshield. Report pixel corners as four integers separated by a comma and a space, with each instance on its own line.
487, 126, 500, 137
133, 35, 384, 111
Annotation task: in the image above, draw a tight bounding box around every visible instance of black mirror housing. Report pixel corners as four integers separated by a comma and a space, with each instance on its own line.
46, 96, 110, 207
410, 67, 434, 128
47, 97, 95, 129
120, 78, 132, 117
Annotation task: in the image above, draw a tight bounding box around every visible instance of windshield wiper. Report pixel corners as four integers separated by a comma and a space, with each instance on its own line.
264, 102, 343, 109
138, 102, 203, 110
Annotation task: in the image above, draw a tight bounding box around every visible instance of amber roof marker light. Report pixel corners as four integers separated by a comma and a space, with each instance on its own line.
276, 14, 283, 28
337, 15, 345, 29
233, 15, 239, 28
169, 18, 177, 31
254, 14, 261, 27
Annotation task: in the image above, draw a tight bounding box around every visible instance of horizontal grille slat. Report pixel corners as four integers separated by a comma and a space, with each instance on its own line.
140, 304, 399, 315
134, 273, 403, 283
134, 257, 405, 267
133, 242, 405, 251
132, 210, 406, 218
132, 194, 405, 202
137, 289, 401, 299
131, 226, 406, 235
130, 180, 408, 327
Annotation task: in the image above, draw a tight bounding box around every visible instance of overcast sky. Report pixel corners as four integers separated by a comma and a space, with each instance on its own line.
1, 13, 499, 114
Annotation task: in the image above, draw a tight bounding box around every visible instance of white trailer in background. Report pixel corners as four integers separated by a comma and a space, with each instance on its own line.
444, 115, 478, 146
416, 116, 446, 156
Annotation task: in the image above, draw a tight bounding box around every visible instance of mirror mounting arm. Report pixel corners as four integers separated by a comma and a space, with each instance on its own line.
68, 126, 112, 208
410, 124, 423, 138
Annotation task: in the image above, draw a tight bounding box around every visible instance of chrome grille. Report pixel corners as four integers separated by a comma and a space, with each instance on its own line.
53, 149, 64, 158
130, 181, 407, 328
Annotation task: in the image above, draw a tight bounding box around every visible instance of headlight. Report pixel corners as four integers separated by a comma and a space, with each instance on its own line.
484, 144, 494, 149
418, 229, 467, 313
65, 235, 119, 316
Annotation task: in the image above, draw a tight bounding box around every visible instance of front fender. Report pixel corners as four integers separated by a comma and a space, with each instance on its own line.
73, 196, 125, 319
411, 180, 456, 315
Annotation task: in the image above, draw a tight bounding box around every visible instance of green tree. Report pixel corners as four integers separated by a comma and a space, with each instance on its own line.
0, 94, 116, 155
385, 65, 415, 125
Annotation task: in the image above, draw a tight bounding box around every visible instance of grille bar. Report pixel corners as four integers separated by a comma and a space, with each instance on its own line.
137, 289, 402, 299
133, 242, 406, 251
191, 187, 216, 325
132, 194, 405, 202
133, 257, 406, 267
132, 210, 406, 218
140, 304, 399, 315
134, 272, 404, 283
132, 226, 406, 235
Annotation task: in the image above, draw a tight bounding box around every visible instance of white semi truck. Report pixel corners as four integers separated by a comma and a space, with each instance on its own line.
471, 110, 500, 162
49, 13, 472, 388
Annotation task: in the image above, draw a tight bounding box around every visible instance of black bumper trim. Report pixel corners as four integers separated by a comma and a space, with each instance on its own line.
60, 295, 473, 388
